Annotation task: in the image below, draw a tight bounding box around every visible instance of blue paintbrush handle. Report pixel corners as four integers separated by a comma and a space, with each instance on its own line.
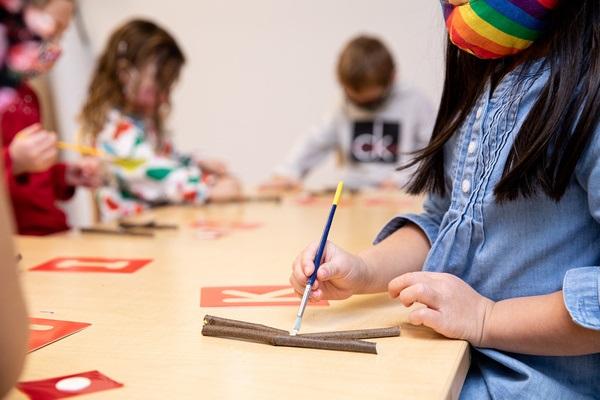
308, 204, 337, 286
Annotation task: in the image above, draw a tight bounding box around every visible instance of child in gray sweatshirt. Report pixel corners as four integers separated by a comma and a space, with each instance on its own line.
262, 35, 435, 191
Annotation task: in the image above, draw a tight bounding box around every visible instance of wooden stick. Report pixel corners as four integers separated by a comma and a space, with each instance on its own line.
118, 221, 179, 230
273, 335, 376, 354
299, 327, 400, 340
201, 325, 377, 354
80, 227, 155, 238
203, 315, 400, 340
206, 195, 282, 205
203, 315, 288, 335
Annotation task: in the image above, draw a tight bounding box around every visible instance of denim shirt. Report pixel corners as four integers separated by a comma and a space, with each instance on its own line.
375, 61, 600, 399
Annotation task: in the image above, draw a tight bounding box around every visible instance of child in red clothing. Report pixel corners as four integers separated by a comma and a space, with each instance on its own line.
0, 0, 101, 235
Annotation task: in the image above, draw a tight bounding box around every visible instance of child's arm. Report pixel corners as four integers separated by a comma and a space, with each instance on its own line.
482, 281, 600, 355
290, 192, 449, 300
290, 223, 431, 301
388, 271, 600, 355
272, 112, 341, 182
0, 172, 28, 396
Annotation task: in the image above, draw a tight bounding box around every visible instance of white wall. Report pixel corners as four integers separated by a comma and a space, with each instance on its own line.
50, 0, 446, 224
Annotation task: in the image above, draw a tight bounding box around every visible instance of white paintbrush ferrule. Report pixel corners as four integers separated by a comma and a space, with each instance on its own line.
290, 283, 313, 335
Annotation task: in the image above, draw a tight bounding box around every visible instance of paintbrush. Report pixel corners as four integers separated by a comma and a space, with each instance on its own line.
291, 181, 344, 335
57, 141, 147, 169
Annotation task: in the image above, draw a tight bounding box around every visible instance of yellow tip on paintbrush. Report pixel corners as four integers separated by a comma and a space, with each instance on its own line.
332, 181, 344, 206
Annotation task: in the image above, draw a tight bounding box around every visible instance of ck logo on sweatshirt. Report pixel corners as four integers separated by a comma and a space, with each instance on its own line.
351, 120, 400, 163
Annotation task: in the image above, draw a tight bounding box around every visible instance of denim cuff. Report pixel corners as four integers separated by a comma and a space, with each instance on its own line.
563, 267, 600, 330
374, 213, 440, 246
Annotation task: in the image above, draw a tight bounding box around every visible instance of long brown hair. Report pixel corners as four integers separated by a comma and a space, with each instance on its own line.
80, 19, 185, 143
403, 0, 600, 202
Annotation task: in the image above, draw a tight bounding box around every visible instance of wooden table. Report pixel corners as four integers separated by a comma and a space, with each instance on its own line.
7, 192, 469, 400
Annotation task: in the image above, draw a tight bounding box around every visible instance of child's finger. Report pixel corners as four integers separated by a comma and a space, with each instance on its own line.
316, 261, 344, 282
309, 289, 323, 302
408, 307, 443, 331
301, 242, 319, 276
291, 260, 308, 290
15, 123, 42, 139
38, 137, 58, 153
39, 145, 58, 160
388, 271, 433, 298
398, 283, 441, 309
34, 133, 58, 150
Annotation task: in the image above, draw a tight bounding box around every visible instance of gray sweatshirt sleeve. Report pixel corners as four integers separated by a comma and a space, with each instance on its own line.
273, 111, 340, 180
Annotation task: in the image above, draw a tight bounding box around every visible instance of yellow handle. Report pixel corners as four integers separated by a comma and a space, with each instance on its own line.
332, 181, 344, 205
57, 141, 104, 157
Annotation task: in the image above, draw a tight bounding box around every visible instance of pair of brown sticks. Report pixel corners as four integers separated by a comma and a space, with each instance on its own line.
201, 315, 400, 354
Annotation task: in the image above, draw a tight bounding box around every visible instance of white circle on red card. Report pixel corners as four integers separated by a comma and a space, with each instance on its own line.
55, 377, 92, 392
30, 323, 54, 331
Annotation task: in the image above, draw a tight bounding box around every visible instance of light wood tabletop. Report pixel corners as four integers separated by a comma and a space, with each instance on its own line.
7, 191, 469, 400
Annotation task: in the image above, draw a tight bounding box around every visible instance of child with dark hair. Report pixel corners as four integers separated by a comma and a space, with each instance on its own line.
261, 35, 434, 191
291, 1, 600, 398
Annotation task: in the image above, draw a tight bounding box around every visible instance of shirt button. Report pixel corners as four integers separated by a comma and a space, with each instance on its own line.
462, 179, 471, 193
468, 141, 477, 154
476, 106, 483, 120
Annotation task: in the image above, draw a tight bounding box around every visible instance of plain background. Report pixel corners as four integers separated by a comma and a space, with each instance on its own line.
48, 0, 446, 225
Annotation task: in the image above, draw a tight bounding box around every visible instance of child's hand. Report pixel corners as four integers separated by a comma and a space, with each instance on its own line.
9, 124, 58, 175
198, 158, 228, 177
66, 157, 103, 188
207, 176, 242, 202
259, 175, 302, 192
290, 241, 369, 302
388, 271, 495, 346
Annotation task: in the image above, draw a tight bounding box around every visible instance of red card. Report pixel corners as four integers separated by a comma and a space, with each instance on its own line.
28, 318, 91, 353
30, 257, 152, 274
17, 370, 123, 399
201, 285, 329, 307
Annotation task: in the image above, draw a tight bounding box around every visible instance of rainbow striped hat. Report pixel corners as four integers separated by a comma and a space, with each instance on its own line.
443, 0, 560, 59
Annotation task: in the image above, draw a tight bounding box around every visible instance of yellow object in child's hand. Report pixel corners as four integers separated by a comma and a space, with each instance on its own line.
56, 141, 104, 157
56, 141, 146, 170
